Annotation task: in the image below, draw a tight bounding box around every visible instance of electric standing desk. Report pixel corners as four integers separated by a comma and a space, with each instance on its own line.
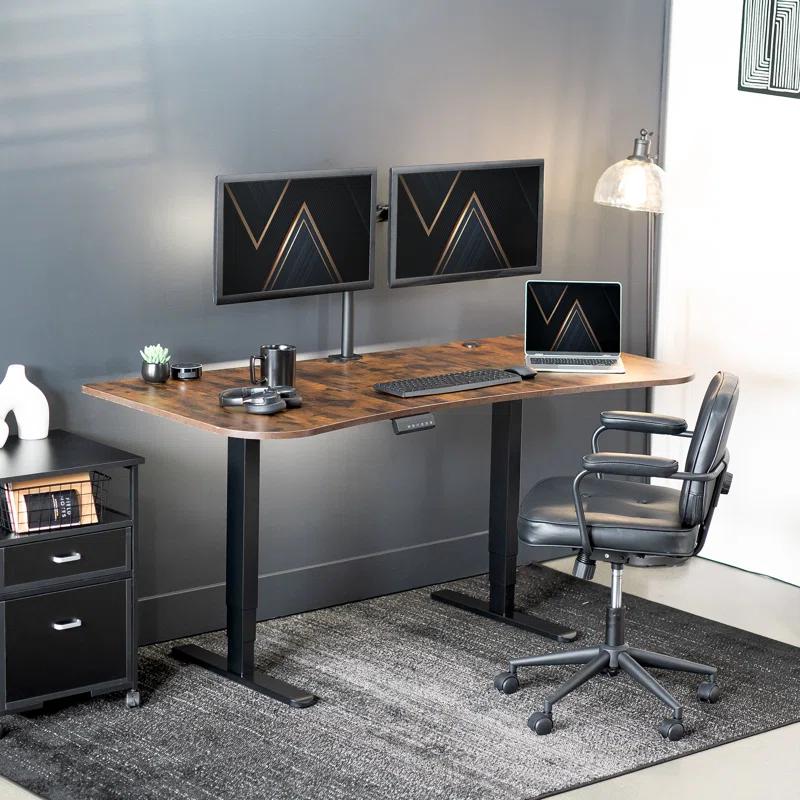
83, 334, 693, 709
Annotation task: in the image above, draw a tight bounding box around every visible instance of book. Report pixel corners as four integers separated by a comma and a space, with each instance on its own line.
1, 472, 98, 534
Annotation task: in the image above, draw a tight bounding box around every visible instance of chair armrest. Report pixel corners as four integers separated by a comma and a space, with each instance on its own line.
582, 452, 680, 478
600, 410, 688, 436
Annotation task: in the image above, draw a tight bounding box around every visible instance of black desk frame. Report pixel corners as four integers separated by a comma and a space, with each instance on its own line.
172, 439, 317, 707
172, 400, 574, 708
431, 401, 577, 643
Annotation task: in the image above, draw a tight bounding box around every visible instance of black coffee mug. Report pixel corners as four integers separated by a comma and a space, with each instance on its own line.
250, 344, 296, 387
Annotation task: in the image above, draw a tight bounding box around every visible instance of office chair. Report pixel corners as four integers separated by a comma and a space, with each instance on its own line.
494, 372, 738, 741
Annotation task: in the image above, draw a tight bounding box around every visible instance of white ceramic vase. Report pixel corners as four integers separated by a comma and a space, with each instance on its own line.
0, 418, 8, 448
0, 364, 50, 444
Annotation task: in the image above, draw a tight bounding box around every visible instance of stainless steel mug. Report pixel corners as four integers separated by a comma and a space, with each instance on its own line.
249, 344, 296, 387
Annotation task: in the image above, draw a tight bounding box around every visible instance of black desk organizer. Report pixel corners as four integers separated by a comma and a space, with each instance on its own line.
0, 430, 144, 725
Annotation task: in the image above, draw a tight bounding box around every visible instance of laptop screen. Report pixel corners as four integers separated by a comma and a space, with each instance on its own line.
525, 281, 621, 354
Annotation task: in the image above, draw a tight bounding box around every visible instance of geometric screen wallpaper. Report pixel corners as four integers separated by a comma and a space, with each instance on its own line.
392, 163, 542, 286
217, 173, 373, 301
525, 282, 621, 353
739, 0, 800, 98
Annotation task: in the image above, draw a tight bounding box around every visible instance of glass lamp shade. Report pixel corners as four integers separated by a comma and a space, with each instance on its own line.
593, 158, 665, 214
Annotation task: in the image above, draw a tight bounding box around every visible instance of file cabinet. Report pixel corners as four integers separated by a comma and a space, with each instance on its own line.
0, 431, 143, 722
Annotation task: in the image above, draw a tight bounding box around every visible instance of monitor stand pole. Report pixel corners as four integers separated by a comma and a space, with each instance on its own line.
328, 291, 362, 362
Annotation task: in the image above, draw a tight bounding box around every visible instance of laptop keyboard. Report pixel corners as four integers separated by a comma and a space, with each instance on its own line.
529, 357, 617, 366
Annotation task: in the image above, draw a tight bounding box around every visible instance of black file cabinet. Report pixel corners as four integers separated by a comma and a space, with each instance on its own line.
0, 431, 143, 724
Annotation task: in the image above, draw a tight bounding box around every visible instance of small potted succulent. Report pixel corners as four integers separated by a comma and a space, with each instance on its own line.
140, 344, 171, 384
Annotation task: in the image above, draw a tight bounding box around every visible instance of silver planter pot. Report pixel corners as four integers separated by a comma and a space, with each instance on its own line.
141, 362, 170, 383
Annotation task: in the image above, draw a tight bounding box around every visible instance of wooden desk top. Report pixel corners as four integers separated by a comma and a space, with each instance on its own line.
82, 335, 693, 440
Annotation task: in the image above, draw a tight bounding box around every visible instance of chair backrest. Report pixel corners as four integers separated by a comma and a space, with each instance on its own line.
679, 372, 739, 527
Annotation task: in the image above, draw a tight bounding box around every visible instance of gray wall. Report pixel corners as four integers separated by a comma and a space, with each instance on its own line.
0, 0, 667, 644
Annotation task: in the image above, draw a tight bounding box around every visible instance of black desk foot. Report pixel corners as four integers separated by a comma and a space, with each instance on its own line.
431, 590, 578, 643
171, 644, 318, 708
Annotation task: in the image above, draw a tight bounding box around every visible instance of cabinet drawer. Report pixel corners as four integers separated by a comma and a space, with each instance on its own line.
1, 528, 130, 590
3, 580, 130, 704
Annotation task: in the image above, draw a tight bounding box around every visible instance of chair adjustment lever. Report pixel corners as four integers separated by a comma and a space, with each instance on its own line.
573, 553, 596, 581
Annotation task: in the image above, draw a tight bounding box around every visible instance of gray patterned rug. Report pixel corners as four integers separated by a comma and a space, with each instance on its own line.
1, 565, 799, 800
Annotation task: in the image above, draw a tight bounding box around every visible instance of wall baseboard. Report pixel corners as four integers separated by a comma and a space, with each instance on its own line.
138, 532, 573, 644
139, 531, 488, 644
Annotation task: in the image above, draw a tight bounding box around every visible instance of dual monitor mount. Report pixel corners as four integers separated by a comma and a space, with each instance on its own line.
327, 203, 390, 363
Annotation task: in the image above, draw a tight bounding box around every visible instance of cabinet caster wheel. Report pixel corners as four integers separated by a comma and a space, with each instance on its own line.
494, 671, 520, 695
125, 690, 141, 709
658, 718, 685, 741
697, 680, 720, 703
527, 711, 553, 735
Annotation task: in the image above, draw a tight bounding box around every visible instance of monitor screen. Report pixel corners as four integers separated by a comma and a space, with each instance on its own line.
214, 169, 376, 303
389, 160, 543, 287
525, 281, 622, 354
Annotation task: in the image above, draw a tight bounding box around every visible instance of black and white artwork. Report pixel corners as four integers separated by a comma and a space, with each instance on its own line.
739, 0, 800, 98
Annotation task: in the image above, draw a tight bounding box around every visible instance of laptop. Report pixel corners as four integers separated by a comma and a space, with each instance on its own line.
524, 280, 625, 373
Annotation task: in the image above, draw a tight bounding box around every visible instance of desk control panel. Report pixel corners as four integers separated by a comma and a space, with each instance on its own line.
392, 414, 436, 435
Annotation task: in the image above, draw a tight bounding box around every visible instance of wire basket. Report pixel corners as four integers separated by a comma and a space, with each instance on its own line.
0, 471, 110, 537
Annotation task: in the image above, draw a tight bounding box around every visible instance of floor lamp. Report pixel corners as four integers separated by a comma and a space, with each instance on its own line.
593, 129, 666, 362
594, 129, 666, 454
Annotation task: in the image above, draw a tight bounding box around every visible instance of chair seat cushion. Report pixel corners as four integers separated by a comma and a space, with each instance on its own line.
518, 476, 699, 556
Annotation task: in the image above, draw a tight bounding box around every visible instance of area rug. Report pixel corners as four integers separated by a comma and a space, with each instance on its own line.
1, 565, 798, 800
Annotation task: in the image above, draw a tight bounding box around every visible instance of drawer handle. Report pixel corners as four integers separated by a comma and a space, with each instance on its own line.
51, 552, 82, 564
52, 618, 82, 631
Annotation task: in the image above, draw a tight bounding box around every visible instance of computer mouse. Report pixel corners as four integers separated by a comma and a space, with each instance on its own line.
504, 365, 537, 379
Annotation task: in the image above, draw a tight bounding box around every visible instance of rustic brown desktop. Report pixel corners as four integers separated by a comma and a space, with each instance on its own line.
83, 334, 693, 708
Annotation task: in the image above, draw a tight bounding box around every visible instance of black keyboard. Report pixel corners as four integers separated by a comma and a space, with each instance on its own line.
374, 368, 521, 398
529, 357, 617, 366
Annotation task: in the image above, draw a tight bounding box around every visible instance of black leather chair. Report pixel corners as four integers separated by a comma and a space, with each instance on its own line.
493, 372, 739, 741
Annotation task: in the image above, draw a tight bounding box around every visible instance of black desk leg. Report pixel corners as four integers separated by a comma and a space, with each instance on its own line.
431, 401, 578, 643
172, 438, 318, 707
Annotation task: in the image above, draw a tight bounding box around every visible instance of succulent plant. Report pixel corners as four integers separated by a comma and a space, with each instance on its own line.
140, 344, 171, 365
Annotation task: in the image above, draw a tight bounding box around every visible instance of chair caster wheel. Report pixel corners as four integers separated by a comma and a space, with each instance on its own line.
697, 680, 720, 703
658, 718, 685, 741
527, 711, 553, 735
604, 668, 620, 677
494, 672, 520, 695
125, 690, 141, 709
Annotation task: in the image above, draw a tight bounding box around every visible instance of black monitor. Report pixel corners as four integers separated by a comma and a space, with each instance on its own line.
388, 159, 543, 288
214, 168, 376, 304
